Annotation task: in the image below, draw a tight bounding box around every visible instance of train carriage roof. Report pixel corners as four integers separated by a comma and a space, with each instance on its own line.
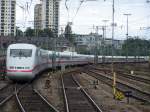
8, 43, 37, 50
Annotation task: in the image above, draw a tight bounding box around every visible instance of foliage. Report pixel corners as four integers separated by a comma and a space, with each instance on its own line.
121, 37, 150, 56
16, 27, 23, 37
64, 24, 75, 45
76, 37, 150, 56
25, 27, 35, 37
43, 28, 54, 37
76, 44, 122, 56
76, 47, 91, 54
24, 28, 54, 37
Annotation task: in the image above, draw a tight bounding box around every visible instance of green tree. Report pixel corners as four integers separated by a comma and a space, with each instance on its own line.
122, 37, 150, 56
43, 28, 54, 37
64, 24, 75, 45
37, 28, 54, 37
16, 27, 23, 37
25, 27, 35, 37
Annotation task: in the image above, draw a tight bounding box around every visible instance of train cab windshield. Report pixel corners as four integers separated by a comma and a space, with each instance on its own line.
10, 49, 32, 57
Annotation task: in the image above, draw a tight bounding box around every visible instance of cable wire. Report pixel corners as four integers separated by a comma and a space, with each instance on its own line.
65, 0, 70, 22
72, 0, 86, 22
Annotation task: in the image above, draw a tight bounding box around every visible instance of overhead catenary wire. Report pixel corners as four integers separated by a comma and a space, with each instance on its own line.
16, 2, 26, 27
16, 0, 35, 29
71, 0, 86, 22
29, 0, 33, 10
65, 0, 70, 22
65, 0, 87, 23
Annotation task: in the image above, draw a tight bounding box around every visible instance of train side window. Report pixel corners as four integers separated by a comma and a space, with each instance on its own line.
36, 50, 38, 56
39, 50, 41, 56
38, 51, 40, 56
49, 54, 52, 59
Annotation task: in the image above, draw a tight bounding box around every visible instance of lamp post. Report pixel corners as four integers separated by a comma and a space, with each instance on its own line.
87, 0, 118, 98
52, 28, 58, 71
94, 26, 99, 64
124, 13, 131, 62
0, 36, 1, 49
16, 26, 20, 42
102, 20, 109, 63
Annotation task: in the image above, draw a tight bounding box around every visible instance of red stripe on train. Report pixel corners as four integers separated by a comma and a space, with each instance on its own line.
7, 70, 32, 72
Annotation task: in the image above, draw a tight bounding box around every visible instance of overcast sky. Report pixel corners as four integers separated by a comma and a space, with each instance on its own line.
16, 0, 150, 40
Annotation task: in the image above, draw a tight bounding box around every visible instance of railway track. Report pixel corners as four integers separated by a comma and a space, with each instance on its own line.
112, 64, 150, 77
90, 67, 150, 91
94, 68, 150, 92
89, 66, 150, 85
116, 63, 150, 73
0, 84, 14, 106
61, 72, 103, 112
84, 69, 150, 103
116, 70, 150, 85
15, 84, 59, 112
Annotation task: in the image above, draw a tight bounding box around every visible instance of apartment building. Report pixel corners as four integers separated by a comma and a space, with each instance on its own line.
34, 4, 42, 30
0, 0, 16, 36
41, 0, 59, 35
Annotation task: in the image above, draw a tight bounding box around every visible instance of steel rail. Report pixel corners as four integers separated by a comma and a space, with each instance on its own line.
15, 84, 28, 112
72, 75, 103, 112
61, 74, 69, 112
0, 84, 15, 106
15, 84, 59, 112
85, 70, 150, 103
0, 83, 26, 106
116, 71, 150, 85
0, 94, 14, 106
90, 66, 150, 85
62, 72, 103, 112
33, 89, 59, 112
0, 83, 11, 91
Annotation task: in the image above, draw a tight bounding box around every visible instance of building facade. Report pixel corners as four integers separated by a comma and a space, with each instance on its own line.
74, 33, 124, 51
34, 4, 42, 30
41, 0, 59, 35
0, 0, 16, 36
74, 33, 103, 49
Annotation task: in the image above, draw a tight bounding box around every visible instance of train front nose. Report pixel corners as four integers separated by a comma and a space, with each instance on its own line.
7, 67, 35, 81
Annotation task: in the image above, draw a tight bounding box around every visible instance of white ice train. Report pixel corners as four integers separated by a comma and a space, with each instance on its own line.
6, 43, 148, 81
6, 43, 89, 81
7, 44, 48, 81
